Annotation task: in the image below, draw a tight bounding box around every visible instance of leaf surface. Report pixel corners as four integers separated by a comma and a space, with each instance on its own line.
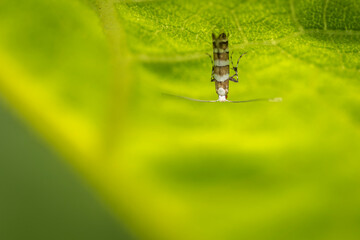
1, 0, 360, 239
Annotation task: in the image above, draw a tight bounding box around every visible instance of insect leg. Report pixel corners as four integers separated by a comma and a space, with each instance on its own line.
230, 52, 239, 82
230, 52, 235, 67
211, 68, 215, 82
229, 76, 238, 82
206, 53, 215, 82
206, 53, 214, 66
236, 52, 247, 68
230, 52, 247, 82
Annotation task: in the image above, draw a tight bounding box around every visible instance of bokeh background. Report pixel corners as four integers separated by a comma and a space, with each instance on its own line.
1, 0, 360, 240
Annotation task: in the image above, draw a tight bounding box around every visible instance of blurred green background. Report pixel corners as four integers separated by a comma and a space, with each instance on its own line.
1, 0, 360, 239
0, 99, 134, 240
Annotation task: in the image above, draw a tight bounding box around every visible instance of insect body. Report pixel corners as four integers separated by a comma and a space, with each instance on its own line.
210, 32, 245, 102
163, 32, 282, 103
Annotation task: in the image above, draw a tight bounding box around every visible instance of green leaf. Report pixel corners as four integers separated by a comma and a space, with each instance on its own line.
1, 0, 360, 240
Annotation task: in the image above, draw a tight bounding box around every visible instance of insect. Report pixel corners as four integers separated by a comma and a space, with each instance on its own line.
164, 32, 282, 103
210, 32, 244, 102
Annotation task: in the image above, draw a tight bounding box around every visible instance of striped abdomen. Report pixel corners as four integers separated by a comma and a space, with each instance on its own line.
212, 33, 229, 100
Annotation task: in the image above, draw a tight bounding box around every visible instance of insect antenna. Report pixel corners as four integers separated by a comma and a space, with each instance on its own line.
228, 97, 283, 103
163, 93, 217, 102
236, 52, 247, 68
163, 93, 282, 103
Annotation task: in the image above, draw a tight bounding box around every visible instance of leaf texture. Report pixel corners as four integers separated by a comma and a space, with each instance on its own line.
1, 0, 360, 240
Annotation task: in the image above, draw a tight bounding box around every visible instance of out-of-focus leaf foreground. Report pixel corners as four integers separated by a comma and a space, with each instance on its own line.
1, 0, 360, 239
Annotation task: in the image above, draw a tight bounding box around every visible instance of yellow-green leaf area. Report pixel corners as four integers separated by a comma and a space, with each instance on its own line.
1, 0, 360, 240
0, 0, 112, 160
